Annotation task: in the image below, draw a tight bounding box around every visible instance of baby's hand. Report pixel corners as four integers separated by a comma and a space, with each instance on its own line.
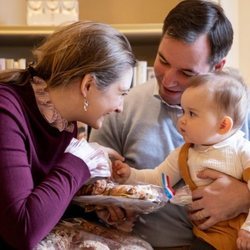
112, 160, 131, 183
237, 229, 250, 250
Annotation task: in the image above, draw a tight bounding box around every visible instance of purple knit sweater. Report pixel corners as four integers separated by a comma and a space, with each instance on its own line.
0, 82, 90, 249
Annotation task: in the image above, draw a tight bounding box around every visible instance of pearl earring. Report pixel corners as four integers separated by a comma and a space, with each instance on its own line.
83, 97, 89, 112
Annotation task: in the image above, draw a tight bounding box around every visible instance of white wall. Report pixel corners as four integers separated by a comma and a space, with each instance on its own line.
219, 0, 239, 69
220, 0, 250, 84
238, 0, 250, 85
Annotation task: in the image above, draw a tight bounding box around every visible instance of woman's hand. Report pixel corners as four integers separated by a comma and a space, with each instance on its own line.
65, 138, 126, 180
96, 206, 138, 232
188, 168, 250, 230
89, 142, 124, 161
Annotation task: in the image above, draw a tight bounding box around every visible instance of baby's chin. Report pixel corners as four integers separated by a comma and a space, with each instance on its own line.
182, 135, 191, 143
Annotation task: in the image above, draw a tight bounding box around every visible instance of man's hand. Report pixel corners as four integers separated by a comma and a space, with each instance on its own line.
188, 168, 250, 230
237, 229, 250, 250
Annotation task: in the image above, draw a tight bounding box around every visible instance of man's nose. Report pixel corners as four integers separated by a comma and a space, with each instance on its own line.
163, 68, 178, 85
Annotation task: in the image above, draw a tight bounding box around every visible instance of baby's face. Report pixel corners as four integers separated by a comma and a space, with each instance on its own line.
178, 85, 223, 146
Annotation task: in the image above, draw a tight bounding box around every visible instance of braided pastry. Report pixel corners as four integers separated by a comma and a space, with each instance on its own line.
77, 179, 160, 201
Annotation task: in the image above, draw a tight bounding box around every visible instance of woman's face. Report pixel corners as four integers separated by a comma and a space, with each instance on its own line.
84, 67, 133, 129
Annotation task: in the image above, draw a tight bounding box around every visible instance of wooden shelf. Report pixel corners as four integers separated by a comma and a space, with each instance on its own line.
0, 24, 161, 65
0, 24, 162, 46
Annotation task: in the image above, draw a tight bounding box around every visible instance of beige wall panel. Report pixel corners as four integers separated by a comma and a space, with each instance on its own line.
0, 0, 26, 25
79, 0, 181, 24
238, 0, 250, 85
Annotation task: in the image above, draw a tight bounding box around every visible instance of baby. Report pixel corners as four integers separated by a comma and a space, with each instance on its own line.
112, 68, 250, 250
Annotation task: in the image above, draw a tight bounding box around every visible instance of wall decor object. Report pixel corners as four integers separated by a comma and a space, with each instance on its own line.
27, 0, 79, 26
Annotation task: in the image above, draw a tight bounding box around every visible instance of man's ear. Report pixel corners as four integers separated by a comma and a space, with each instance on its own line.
218, 116, 233, 134
80, 74, 93, 96
214, 59, 226, 72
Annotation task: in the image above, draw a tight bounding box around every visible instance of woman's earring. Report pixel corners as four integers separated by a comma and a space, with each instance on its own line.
83, 97, 89, 112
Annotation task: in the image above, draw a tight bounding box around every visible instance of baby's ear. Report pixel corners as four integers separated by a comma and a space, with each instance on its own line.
218, 116, 233, 134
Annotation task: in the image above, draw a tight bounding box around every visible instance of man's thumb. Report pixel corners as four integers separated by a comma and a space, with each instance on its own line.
197, 168, 223, 180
